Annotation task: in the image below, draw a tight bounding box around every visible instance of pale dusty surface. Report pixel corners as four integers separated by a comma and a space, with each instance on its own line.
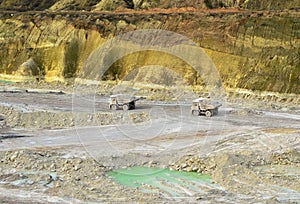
0, 83, 299, 203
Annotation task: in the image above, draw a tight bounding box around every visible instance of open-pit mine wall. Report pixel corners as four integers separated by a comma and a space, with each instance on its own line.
0, 0, 299, 93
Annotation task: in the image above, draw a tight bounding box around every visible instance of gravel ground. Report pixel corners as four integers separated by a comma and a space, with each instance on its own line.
0, 82, 299, 203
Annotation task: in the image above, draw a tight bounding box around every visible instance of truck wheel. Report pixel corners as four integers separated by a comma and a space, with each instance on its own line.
123, 104, 129, 111
111, 105, 117, 110
192, 110, 199, 116
205, 110, 212, 117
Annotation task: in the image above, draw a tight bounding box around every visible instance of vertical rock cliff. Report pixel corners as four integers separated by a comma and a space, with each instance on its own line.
0, 0, 299, 93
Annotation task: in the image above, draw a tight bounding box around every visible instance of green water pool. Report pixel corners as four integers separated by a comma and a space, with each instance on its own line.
0, 79, 15, 84
108, 166, 215, 198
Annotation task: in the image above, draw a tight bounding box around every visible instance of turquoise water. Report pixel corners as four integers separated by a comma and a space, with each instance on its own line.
108, 166, 215, 198
0, 79, 14, 84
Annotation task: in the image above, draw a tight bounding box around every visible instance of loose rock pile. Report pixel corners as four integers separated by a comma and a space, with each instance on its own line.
0, 150, 160, 202
170, 148, 300, 196
170, 156, 215, 174
228, 108, 264, 116
0, 105, 150, 129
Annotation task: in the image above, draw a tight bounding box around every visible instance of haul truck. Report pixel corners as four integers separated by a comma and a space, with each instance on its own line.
191, 98, 222, 117
109, 94, 145, 110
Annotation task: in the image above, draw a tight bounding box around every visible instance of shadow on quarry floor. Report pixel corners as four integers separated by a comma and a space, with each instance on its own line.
0, 133, 31, 141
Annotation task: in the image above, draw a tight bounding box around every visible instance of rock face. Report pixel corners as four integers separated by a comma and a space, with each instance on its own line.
1, 0, 299, 11
0, 1, 299, 93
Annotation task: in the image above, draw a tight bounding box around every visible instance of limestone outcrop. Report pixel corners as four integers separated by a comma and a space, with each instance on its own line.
0, 1, 299, 93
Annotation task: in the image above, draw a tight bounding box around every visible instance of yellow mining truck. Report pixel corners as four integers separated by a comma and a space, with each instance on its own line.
191, 98, 222, 117
109, 94, 145, 110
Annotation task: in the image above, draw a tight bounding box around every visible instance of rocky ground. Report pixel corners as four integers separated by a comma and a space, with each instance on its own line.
0, 81, 299, 203
0, 0, 299, 202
